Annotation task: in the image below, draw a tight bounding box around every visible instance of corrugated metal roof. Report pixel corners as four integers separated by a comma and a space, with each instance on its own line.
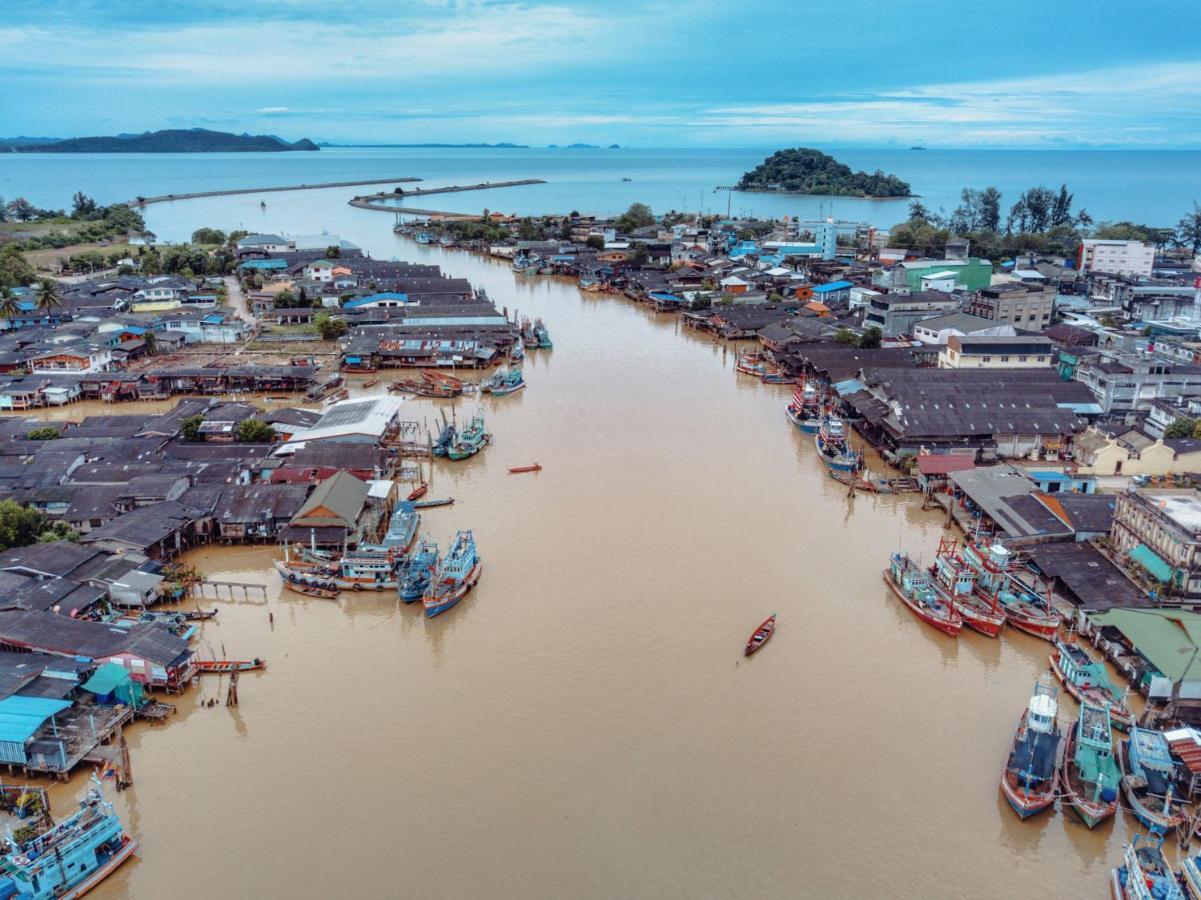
0, 695, 70, 745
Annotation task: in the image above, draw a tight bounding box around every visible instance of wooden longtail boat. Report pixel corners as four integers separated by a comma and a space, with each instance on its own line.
407, 483, 429, 501
1000, 679, 1063, 819
281, 580, 339, 600
509, 464, 542, 474
744, 614, 776, 656
363, 379, 380, 389
196, 658, 266, 674
182, 608, 219, 621
413, 497, 454, 509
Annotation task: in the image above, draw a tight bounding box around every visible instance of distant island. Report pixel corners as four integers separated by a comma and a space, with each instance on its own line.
3, 128, 320, 153
736, 147, 911, 197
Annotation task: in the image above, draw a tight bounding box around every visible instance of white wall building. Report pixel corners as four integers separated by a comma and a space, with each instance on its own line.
1078, 239, 1155, 278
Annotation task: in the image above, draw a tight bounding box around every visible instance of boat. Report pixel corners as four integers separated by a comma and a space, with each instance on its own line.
960, 542, 1062, 640
999, 679, 1063, 818
324, 388, 349, 405
1112, 835, 1186, 900
390, 378, 460, 398
412, 497, 454, 509
380, 501, 420, 554
281, 579, 339, 600
533, 318, 553, 349
415, 231, 431, 244
363, 378, 380, 389
815, 416, 861, 472
304, 373, 344, 402
182, 608, 219, 621
785, 383, 826, 433
407, 483, 429, 501
621, 177, 632, 182
1120, 727, 1189, 834
398, 540, 439, 603
509, 464, 542, 474
744, 614, 776, 656
447, 411, 490, 461
1181, 849, 1201, 899
195, 658, 266, 673
520, 317, 538, 347
276, 550, 400, 591
432, 417, 457, 457
423, 530, 482, 617
735, 351, 769, 377
1050, 635, 1134, 730
759, 371, 793, 384
482, 367, 526, 396
1062, 703, 1121, 828
929, 541, 1006, 637
883, 551, 962, 637
509, 341, 526, 365
0, 779, 138, 900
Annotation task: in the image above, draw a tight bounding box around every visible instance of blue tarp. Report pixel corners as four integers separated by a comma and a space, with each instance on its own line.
813, 280, 853, 293
0, 696, 71, 745
1130, 544, 1174, 584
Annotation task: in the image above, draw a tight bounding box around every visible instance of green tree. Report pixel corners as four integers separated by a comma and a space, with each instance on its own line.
834, 327, 857, 345
614, 203, 655, 232
0, 244, 35, 289
191, 227, 227, 245
0, 288, 19, 319
0, 500, 52, 552
71, 191, 97, 219
38, 521, 78, 544
585, 235, 605, 250
907, 199, 930, 223
143, 331, 158, 355
1177, 201, 1201, 254
1166, 417, 1196, 439
35, 278, 61, 313
180, 415, 204, 442
25, 426, 60, 440
979, 187, 1002, 233
315, 311, 347, 340
237, 419, 277, 443
325, 245, 342, 259
857, 326, 883, 349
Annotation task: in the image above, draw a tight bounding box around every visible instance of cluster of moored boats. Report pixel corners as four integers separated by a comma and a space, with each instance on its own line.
432, 409, 491, 461
274, 500, 482, 618
784, 381, 862, 472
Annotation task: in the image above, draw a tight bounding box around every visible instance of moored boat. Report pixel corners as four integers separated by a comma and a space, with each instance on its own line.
509, 463, 542, 474
324, 388, 349, 405
432, 418, 456, 457
533, 318, 552, 349
883, 551, 962, 637
276, 550, 400, 591
0, 779, 138, 900
447, 411, 490, 461
1050, 635, 1134, 730
1120, 726, 1189, 833
412, 497, 454, 509
744, 614, 776, 656
960, 542, 1062, 640
196, 658, 266, 673
929, 540, 1005, 637
399, 540, 439, 603
423, 530, 482, 617
482, 367, 526, 396
407, 483, 429, 501
1062, 702, 1121, 828
1000, 679, 1063, 818
815, 416, 860, 472
1112, 835, 1186, 899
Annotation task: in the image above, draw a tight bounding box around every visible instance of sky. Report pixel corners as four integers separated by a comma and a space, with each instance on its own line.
2, 0, 1200, 148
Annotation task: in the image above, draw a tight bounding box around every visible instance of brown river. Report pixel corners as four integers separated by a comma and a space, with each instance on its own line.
17, 199, 1136, 897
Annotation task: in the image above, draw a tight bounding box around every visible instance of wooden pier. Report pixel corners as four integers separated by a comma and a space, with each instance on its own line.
23, 704, 134, 782
191, 580, 269, 604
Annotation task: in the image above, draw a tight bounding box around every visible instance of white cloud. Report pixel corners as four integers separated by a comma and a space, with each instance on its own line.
256, 106, 290, 113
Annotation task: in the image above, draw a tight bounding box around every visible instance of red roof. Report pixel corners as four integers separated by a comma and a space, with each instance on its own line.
916, 455, 977, 476
1168, 731, 1201, 774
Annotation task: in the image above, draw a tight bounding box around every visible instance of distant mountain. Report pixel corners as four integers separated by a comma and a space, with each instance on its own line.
737, 147, 911, 198
4, 128, 320, 153
0, 136, 62, 147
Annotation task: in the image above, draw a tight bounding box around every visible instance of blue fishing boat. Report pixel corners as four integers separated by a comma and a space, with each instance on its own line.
432, 418, 457, 457
482, 367, 526, 396
1112, 835, 1185, 899
423, 530, 482, 617
1050, 635, 1133, 730
447, 411, 490, 461
1120, 727, 1189, 833
999, 678, 1062, 819
415, 231, 432, 244
815, 416, 860, 471
1181, 848, 1201, 898
533, 318, 553, 349
1062, 702, 1120, 828
380, 501, 420, 554
399, 540, 439, 603
0, 779, 138, 899
509, 341, 525, 365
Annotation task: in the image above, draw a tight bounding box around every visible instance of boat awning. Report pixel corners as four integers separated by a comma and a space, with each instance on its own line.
1130, 543, 1174, 583
0, 696, 71, 744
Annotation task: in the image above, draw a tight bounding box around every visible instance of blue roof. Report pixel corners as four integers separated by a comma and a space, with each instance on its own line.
344, 292, 409, 309
201, 314, 226, 324
813, 280, 853, 293
238, 259, 288, 270
1030, 470, 1072, 483
0, 696, 71, 745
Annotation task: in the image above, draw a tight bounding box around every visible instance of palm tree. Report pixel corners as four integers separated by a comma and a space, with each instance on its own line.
0, 288, 19, 320
35, 278, 61, 314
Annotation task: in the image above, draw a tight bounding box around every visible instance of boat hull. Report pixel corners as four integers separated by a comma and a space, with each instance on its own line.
490, 381, 526, 396
424, 561, 482, 618
61, 836, 139, 900
882, 571, 962, 637
1119, 740, 1188, 833
1049, 652, 1133, 731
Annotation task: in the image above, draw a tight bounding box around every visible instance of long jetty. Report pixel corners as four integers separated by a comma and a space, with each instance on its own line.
127, 176, 424, 207
349, 179, 546, 217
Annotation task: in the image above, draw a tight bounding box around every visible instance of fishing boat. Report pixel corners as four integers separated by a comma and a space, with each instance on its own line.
1112, 835, 1186, 900
407, 483, 429, 501
447, 411, 490, 461
1050, 634, 1134, 730
1062, 703, 1121, 828
432, 417, 457, 457
1181, 849, 1201, 898
0, 779, 138, 900
380, 501, 420, 554
423, 530, 482, 617
195, 658, 266, 673
276, 550, 400, 591
482, 367, 526, 396
398, 540, 439, 603
929, 540, 1006, 637
579, 276, 602, 292
533, 318, 552, 349
324, 388, 349, 405
1120, 727, 1189, 833
785, 382, 825, 433
412, 497, 454, 509
520, 317, 538, 346
744, 614, 776, 656
960, 542, 1062, 640
509, 341, 526, 365
509, 464, 542, 474
735, 351, 769, 376
416, 231, 432, 244
883, 551, 962, 637
999, 679, 1063, 818
815, 416, 861, 472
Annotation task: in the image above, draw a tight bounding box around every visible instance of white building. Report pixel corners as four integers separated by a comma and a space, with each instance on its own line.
938, 335, 1053, 369
1078, 239, 1155, 278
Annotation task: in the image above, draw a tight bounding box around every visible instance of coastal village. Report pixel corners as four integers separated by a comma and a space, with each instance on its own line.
3, 183, 1201, 893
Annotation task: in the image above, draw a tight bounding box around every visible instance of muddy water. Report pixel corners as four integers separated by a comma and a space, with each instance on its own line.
23, 224, 1131, 897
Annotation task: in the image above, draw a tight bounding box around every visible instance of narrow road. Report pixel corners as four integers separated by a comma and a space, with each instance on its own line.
223, 275, 256, 325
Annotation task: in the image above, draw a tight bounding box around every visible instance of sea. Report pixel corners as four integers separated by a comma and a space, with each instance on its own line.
2, 147, 1200, 240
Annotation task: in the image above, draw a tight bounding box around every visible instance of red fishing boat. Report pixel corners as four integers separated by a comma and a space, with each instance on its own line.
195, 658, 267, 674
930, 538, 1005, 637
407, 483, 429, 501
509, 464, 542, 474
884, 552, 963, 637
744, 614, 776, 656
961, 542, 1062, 641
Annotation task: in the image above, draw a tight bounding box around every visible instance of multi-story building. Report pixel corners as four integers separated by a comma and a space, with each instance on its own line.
1073, 350, 1201, 414
863, 290, 961, 336
1112, 489, 1201, 599
874, 257, 994, 293
1078, 239, 1155, 277
967, 282, 1057, 328
938, 335, 1053, 369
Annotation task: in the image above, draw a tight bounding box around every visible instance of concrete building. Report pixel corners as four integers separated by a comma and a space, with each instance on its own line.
863, 290, 961, 337
911, 312, 1016, 346
874, 257, 993, 293
1073, 352, 1201, 414
967, 282, 1057, 328
938, 335, 1053, 369
1111, 489, 1201, 599
1078, 239, 1155, 277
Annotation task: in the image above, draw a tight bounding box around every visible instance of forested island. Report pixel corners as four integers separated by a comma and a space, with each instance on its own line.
736, 148, 910, 197
3, 129, 320, 153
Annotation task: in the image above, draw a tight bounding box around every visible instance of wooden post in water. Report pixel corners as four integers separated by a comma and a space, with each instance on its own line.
226, 669, 239, 708
117, 731, 132, 791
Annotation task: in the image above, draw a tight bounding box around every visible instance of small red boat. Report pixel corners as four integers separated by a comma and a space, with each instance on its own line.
196, 658, 266, 674
407, 484, 429, 501
509, 464, 542, 474
744, 614, 776, 656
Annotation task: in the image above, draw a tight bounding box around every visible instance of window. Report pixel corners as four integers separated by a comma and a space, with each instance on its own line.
1001, 356, 1010, 363
982, 356, 992, 363
1019, 356, 1028, 362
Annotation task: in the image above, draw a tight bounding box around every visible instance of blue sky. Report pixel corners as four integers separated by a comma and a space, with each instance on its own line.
3, 0, 1200, 148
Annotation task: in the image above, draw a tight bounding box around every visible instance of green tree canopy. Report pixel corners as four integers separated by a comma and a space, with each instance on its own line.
180, 415, 204, 442
614, 203, 655, 232
237, 419, 276, 443
25, 426, 60, 440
